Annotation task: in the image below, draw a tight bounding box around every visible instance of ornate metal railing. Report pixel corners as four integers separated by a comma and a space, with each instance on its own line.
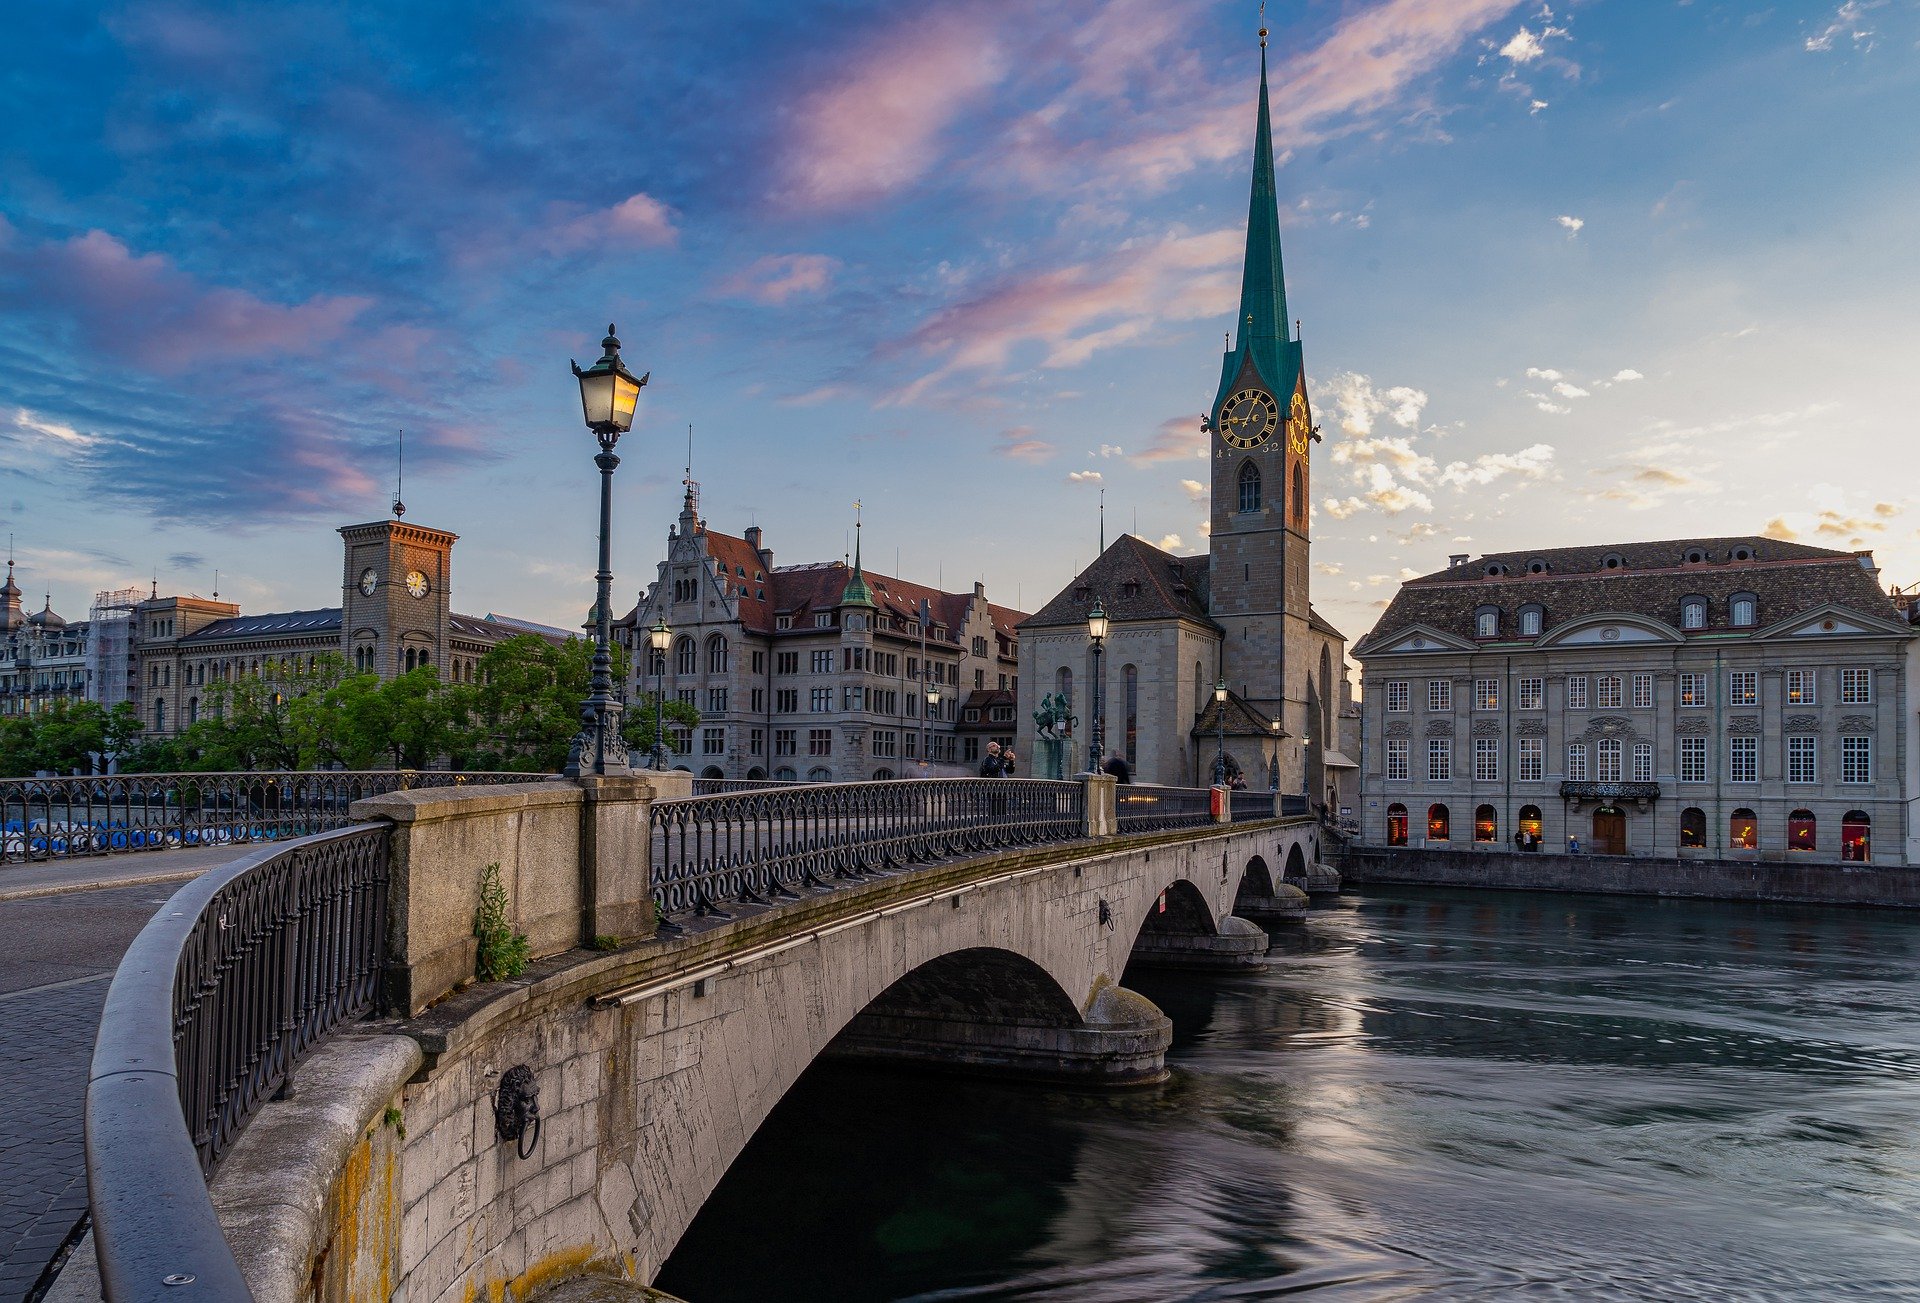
1115, 784, 1215, 833
1280, 793, 1310, 818
88, 824, 391, 1299
0, 769, 546, 864
1230, 790, 1278, 821
690, 776, 802, 796
651, 779, 1086, 916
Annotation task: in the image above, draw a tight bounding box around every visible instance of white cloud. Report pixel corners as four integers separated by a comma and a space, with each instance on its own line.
1529, 99, 1549, 114
1437, 443, 1555, 487
1315, 561, 1344, 576
1178, 478, 1206, 501
1525, 367, 1562, 381
12, 407, 97, 448
1535, 400, 1570, 414
1500, 27, 1546, 63
1155, 533, 1183, 551
1066, 470, 1103, 484
1611, 369, 1644, 383
1552, 381, 1589, 399
1806, 1, 1883, 53
1094, 443, 1125, 458
1556, 214, 1584, 236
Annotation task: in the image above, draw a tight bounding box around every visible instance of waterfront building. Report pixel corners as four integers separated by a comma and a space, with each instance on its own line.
119, 517, 567, 738
1352, 537, 1914, 865
615, 487, 1024, 781
0, 559, 93, 717
1017, 33, 1349, 797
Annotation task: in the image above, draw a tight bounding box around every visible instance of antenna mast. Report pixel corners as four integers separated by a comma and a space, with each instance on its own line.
392, 429, 406, 518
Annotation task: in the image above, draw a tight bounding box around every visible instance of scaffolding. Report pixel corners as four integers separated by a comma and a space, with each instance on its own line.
88, 587, 142, 710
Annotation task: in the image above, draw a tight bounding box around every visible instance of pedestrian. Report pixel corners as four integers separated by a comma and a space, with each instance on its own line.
1103, 752, 1133, 784
979, 741, 1004, 778
1000, 747, 1017, 777
1512, 829, 1526, 853
1568, 835, 1581, 855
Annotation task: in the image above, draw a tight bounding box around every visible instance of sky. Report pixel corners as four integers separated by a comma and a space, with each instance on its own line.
2, 0, 1917, 646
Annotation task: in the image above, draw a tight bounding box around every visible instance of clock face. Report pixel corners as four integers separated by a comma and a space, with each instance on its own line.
358, 568, 378, 597
1218, 388, 1279, 449
1287, 391, 1313, 455
405, 570, 429, 599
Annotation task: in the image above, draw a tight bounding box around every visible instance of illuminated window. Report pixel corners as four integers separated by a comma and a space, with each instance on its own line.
1729, 807, 1758, 850
1787, 809, 1816, 852
1474, 804, 1498, 842
1387, 803, 1408, 846
1427, 803, 1451, 842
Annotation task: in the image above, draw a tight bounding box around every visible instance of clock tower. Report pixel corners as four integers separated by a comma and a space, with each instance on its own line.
1206, 24, 1317, 726
339, 519, 456, 679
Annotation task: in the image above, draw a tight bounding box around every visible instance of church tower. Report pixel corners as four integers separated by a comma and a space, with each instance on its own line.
339, 520, 456, 679
1207, 23, 1317, 724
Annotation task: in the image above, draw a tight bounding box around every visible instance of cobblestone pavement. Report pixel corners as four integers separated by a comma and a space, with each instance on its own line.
0, 883, 187, 1301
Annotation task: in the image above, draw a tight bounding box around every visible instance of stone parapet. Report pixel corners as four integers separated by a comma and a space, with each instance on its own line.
1082, 773, 1117, 837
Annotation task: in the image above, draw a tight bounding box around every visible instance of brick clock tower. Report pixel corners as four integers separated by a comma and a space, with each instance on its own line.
1205, 24, 1319, 732
339, 519, 456, 680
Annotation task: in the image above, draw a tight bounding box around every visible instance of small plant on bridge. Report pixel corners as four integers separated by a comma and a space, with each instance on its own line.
474, 861, 530, 981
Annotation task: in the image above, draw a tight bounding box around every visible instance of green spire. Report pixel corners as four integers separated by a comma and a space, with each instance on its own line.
841, 510, 874, 608
1213, 29, 1301, 416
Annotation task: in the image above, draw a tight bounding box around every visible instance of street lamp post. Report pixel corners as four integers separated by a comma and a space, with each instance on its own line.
1268, 718, 1282, 791
647, 615, 672, 771
564, 324, 648, 779
1086, 600, 1108, 774
1301, 733, 1314, 816
1212, 678, 1228, 785
925, 682, 939, 773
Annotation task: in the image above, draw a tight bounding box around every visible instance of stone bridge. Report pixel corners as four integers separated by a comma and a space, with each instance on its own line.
72, 778, 1329, 1303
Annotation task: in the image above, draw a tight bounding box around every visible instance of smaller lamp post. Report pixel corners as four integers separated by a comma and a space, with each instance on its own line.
647, 615, 672, 771
564, 324, 648, 778
1268, 717, 1282, 791
1300, 733, 1314, 815
1086, 599, 1108, 774
1212, 678, 1228, 785
926, 683, 940, 771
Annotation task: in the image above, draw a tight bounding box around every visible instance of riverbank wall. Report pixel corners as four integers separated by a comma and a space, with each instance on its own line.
1338, 845, 1920, 908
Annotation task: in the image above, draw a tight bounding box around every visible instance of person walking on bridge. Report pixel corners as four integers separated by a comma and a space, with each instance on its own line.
1103, 752, 1133, 784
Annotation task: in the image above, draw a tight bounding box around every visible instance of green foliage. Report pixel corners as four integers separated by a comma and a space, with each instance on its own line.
0, 700, 146, 776
473, 862, 530, 982
591, 934, 620, 952
622, 692, 701, 762
381, 1105, 406, 1140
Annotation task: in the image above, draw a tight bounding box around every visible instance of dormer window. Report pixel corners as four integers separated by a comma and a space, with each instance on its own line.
1684, 547, 1708, 565
1074, 585, 1092, 601
1601, 553, 1624, 571
1682, 598, 1707, 630
1526, 558, 1549, 575
1475, 607, 1500, 638
1485, 563, 1507, 578
1122, 580, 1140, 598
1519, 605, 1543, 636
1730, 546, 1754, 562
1730, 594, 1757, 627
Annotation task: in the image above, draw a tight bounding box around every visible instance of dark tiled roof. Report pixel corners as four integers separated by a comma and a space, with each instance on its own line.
1021, 534, 1215, 631
1191, 689, 1284, 738
1359, 536, 1897, 652
462, 612, 573, 644
957, 688, 1016, 733
1308, 606, 1345, 641
182, 608, 342, 641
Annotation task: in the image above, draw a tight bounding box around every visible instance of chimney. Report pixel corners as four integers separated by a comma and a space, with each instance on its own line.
745, 525, 762, 550
1448, 554, 1470, 570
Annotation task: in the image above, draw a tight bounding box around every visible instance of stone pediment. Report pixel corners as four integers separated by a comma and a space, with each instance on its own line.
1365, 623, 1476, 655
1537, 614, 1681, 648
1759, 603, 1912, 641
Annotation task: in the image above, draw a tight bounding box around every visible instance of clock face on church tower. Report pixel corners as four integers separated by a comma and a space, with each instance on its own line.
1287, 391, 1313, 455
405, 570, 429, 599
358, 568, 378, 597
1218, 388, 1279, 449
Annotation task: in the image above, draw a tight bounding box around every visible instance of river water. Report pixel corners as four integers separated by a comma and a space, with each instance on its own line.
656, 888, 1920, 1301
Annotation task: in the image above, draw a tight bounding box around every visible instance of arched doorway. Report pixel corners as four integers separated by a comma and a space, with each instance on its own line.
1591, 805, 1626, 856
1473, 804, 1498, 843
1729, 808, 1758, 851
1842, 811, 1871, 862
1679, 807, 1706, 849
1426, 803, 1450, 843
1518, 804, 1542, 850
1787, 809, 1816, 853
1386, 803, 1408, 846
700, 766, 725, 780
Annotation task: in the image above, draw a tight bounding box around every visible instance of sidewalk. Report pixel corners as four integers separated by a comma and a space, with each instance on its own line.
0, 843, 262, 903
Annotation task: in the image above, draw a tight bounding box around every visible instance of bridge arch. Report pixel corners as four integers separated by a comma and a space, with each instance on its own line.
1234, 854, 1275, 909
1284, 842, 1307, 882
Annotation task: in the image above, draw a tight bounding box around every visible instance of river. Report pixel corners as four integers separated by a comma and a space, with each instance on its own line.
655, 887, 1920, 1301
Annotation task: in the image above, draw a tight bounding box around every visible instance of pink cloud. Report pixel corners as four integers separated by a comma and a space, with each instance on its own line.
993, 427, 1056, 463
895, 228, 1240, 401
780, 9, 1009, 210
721, 253, 840, 305
17, 230, 370, 374
546, 191, 678, 253
1131, 415, 1205, 464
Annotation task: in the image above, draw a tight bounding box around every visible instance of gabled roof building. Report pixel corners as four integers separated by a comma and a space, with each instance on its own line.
1352, 537, 1916, 864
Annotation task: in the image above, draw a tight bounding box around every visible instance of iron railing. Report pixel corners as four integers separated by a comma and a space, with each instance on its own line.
1115, 784, 1215, 833
1, 769, 547, 864
1280, 793, 1310, 818
1230, 790, 1278, 821
651, 779, 1086, 916
88, 824, 391, 1300
689, 776, 801, 796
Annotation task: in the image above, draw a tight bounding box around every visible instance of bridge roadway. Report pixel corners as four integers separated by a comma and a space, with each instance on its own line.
228, 807, 1325, 1302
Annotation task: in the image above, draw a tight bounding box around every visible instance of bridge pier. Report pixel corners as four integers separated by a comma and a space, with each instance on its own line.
1127, 914, 1270, 970
1233, 881, 1310, 923
826, 983, 1172, 1086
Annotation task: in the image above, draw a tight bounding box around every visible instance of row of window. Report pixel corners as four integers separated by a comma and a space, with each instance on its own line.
1385, 735, 1876, 785
1471, 593, 1761, 639
1385, 802, 1873, 859
651, 639, 969, 687
1383, 668, 1872, 713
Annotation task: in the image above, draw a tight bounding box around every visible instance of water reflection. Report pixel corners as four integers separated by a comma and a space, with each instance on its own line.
657, 888, 1920, 1300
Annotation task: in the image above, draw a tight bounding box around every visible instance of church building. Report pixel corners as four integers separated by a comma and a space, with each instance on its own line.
1017, 29, 1348, 798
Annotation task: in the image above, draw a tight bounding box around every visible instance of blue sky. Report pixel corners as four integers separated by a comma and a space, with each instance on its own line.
2, 0, 1915, 642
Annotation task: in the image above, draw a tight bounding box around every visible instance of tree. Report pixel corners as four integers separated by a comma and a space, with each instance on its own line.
451, 635, 666, 773
622, 692, 701, 763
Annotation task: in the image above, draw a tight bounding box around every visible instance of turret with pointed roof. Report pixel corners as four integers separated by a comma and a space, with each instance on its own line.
841, 519, 875, 609
0, 557, 21, 633
1211, 27, 1303, 421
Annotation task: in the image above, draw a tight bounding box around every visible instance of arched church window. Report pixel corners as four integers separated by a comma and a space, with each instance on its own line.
675, 636, 697, 675
1237, 461, 1261, 513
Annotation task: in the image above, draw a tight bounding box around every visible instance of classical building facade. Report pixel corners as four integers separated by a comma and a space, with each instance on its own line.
126, 517, 566, 738
1017, 33, 1349, 799
615, 490, 1024, 781
1352, 537, 1915, 865
0, 560, 93, 718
